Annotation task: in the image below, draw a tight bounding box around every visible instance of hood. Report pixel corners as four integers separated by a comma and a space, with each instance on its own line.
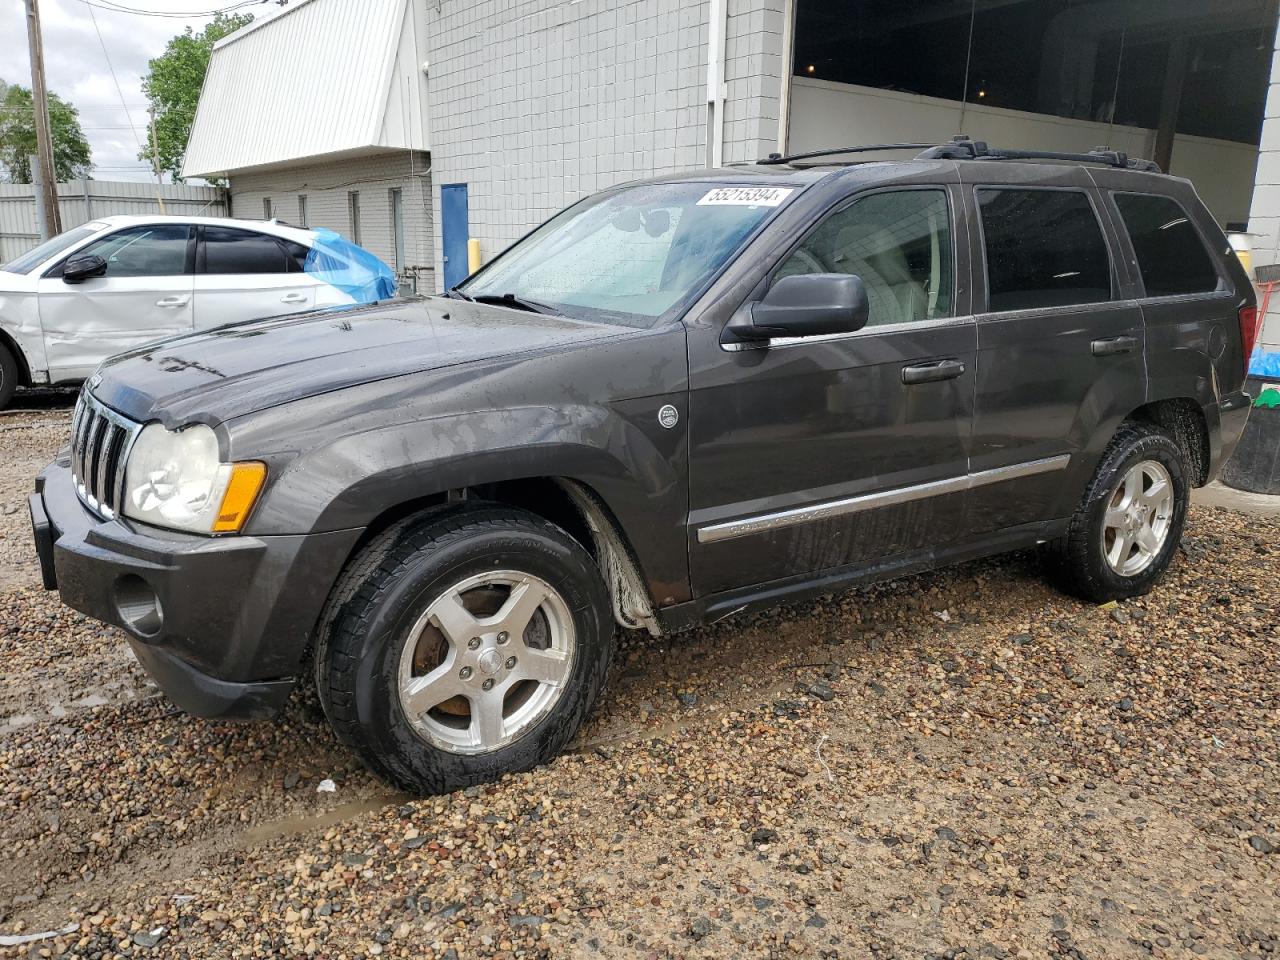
0, 270, 38, 292
91, 297, 624, 425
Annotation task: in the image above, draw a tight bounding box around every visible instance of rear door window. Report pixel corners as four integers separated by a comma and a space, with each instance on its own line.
201, 227, 303, 275
977, 188, 1113, 312
1113, 193, 1220, 297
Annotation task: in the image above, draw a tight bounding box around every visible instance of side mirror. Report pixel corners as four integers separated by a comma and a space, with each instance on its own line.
726, 273, 869, 342
62, 255, 107, 284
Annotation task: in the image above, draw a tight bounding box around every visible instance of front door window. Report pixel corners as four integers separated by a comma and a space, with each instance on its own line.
775, 189, 954, 325
73, 225, 191, 278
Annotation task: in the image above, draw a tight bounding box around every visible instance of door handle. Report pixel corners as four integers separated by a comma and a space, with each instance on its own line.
1091, 335, 1137, 356
155, 295, 190, 308
280, 293, 309, 304
902, 359, 966, 385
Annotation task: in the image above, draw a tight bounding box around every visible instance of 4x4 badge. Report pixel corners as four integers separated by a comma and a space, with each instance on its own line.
658, 405, 679, 429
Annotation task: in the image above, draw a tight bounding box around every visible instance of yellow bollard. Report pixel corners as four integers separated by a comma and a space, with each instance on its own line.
467, 238, 482, 275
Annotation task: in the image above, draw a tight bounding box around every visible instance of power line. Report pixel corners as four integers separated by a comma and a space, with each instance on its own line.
67, 0, 275, 19
0, 103, 149, 109
0, 110, 152, 120
83, 0, 173, 193
85, 3, 144, 152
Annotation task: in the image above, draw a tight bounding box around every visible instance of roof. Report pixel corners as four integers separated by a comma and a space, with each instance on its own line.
89, 215, 318, 246
182, 0, 428, 179
626, 154, 1188, 203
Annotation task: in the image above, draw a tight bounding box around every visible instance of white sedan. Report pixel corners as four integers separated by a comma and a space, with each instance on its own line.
0, 215, 387, 407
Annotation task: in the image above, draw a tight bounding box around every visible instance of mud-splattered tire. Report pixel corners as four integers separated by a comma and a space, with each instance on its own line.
0, 343, 18, 410
1046, 422, 1189, 603
315, 505, 612, 794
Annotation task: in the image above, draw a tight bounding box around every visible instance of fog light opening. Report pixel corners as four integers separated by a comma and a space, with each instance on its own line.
115, 575, 164, 637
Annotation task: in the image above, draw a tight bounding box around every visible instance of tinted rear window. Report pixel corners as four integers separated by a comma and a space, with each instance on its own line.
978, 188, 1112, 312
1113, 194, 1220, 297
202, 227, 308, 275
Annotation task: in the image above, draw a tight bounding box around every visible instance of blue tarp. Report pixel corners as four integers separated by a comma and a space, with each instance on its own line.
304, 228, 397, 304
1250, 350, 1280, 378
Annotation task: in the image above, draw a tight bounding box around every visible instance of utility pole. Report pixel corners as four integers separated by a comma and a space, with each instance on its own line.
148, 107, 167, 213
23, 0, 62, 239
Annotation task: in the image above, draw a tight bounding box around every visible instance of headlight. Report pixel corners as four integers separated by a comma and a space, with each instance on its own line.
122, 423, 266, 534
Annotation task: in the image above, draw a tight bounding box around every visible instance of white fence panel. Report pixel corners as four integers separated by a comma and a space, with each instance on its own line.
0, 181, 227, 264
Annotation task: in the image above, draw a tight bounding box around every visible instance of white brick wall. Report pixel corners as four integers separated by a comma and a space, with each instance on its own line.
421, 0, 785, 289
229, 151, 435, 289
1247, 22, 1280, 353
722, 0, 786, 164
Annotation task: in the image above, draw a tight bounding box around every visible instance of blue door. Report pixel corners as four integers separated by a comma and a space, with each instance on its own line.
440, 183, 469, 290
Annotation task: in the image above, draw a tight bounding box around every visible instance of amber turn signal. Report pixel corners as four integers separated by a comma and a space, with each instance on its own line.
212, 462, 267, 533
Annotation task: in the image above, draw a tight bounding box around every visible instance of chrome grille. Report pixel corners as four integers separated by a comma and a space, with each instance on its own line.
70, 391, 142, 520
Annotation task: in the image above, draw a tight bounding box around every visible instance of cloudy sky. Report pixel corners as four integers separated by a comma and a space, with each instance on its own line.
1, 0, 287, 183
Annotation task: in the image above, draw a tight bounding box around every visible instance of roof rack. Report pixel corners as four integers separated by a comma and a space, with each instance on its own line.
758, 136, 1163, 173
757, 143, 937, 165
918, 137, 1163, 172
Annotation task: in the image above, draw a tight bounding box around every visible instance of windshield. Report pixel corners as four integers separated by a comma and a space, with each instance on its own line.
1, 223, 104, 275
459, 182, 796, 326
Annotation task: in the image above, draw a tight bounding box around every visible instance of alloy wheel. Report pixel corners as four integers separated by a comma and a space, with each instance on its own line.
396, 570, 575, 754
1102, 459, 1174, 577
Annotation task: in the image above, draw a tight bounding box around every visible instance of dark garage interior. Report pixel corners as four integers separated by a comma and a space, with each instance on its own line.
793, 0, 1278, 163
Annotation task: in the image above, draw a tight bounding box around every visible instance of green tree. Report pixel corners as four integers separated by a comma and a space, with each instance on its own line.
139, 12, 252, 184
0, 84, 92, 183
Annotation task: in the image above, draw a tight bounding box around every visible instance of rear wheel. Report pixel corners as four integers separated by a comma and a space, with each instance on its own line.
0, 343, 18, 409
1047, 422, 1189, 603
315, 506, 612, 794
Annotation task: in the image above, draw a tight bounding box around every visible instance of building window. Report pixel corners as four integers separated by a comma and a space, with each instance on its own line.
390, 187, 405, 271
298, 195, 308, 228
263, 197, 273, 220
348, 191, 361, 245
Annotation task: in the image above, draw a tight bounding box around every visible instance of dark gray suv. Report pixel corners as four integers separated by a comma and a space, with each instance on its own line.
30, 142, 1258, 794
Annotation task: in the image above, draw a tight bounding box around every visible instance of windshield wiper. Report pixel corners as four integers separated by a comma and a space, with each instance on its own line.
445, 287, 473, 301
468, 292, 560, 315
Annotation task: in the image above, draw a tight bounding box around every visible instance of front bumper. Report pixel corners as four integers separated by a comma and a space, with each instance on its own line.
32, 457, 362, 719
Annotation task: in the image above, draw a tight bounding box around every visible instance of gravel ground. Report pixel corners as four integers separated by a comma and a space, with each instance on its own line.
2, 397, 1277, 959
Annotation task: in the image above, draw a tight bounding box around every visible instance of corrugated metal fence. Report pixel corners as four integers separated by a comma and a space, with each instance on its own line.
0, 180, 227, 263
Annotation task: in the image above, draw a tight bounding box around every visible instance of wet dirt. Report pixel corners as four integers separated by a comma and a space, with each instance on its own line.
1, 404, 1277, 959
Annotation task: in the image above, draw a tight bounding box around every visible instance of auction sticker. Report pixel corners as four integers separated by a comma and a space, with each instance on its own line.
697, 186, 794, 207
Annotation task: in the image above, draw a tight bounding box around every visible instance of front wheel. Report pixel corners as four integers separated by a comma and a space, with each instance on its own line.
1047, 422, 1189, 603
315, 506, 613, 794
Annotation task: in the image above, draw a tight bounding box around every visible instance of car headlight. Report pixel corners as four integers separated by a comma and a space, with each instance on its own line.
122, 423, 266, 534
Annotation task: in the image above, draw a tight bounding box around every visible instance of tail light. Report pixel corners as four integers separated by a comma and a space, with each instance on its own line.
1239, 305, 1260, 376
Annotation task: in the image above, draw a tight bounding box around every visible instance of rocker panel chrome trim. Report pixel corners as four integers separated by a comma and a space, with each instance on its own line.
696, 455, 1072, 544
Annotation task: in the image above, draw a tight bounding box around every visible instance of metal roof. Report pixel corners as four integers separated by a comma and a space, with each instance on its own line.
182, 0, 428, 179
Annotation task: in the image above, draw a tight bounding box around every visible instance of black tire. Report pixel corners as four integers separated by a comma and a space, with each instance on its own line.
1046, 421, 1189, 603
315, 505, 613, 794
0, 343, 18, 410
